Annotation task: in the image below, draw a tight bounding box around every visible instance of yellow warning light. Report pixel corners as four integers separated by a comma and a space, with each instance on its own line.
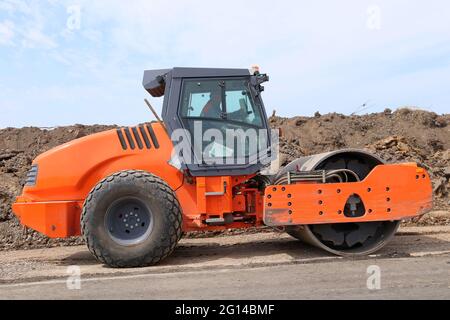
250, 65, 260, 75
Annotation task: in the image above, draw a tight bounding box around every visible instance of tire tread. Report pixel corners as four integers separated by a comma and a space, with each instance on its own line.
80, 170, 182, 268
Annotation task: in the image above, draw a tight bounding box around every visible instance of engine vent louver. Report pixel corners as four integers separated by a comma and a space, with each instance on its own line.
25, 165, 38, 186
131, 127, 143, 149
116, 129, 127, 150
116, 125, 160, 150
145, 124, 160, 149
139, 126, 151, 149
123, 128, 135, 150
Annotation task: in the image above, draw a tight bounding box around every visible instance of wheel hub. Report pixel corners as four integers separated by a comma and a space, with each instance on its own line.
105, 197, 153, 246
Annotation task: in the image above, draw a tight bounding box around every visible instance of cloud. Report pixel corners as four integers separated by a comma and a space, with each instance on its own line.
0, 0, 58, 49
20, 28, 57, 49
0, 0, 32, 15
0, 20, 15, 45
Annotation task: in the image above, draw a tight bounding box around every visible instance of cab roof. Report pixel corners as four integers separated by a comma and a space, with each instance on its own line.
143, 67, 251, 97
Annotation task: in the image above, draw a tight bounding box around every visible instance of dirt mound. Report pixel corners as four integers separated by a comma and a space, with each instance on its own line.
0, 108, 449, 250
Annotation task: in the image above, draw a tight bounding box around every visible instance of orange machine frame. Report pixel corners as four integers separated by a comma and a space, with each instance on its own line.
12, 124, 433, 239
263, 163, 432, 226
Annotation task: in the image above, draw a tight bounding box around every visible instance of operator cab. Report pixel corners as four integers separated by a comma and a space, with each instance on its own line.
143, 67, 273, 176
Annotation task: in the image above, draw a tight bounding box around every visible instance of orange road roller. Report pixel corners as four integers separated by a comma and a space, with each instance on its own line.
13, 67, 433, 267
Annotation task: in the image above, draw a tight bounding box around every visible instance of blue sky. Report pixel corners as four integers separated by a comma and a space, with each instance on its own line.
0, 0, 449, 128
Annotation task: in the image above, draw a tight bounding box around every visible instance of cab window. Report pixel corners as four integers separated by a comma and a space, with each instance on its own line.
180, 78, 263, 127
179, 78, 267, 163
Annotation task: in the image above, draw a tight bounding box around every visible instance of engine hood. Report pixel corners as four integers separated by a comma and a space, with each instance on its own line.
20, 124, 182, 202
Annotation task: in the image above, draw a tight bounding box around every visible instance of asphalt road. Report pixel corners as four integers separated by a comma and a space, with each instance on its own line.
0, 225, 449, 299
1, 255, 449, 299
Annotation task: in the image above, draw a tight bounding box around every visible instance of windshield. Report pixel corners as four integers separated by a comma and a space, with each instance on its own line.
180, 78, 264, 128
179, 78, 268, 164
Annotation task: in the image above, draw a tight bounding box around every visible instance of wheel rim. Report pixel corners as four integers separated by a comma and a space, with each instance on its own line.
105, 197, 154, 246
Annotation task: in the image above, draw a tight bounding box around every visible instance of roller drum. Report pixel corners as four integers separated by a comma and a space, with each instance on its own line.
279, 149, 400, 256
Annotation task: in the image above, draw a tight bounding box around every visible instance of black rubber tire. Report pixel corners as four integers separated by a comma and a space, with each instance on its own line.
81, 170, 182, 268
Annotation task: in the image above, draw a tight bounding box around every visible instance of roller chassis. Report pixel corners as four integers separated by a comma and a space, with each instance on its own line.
12, 67, 433, 267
